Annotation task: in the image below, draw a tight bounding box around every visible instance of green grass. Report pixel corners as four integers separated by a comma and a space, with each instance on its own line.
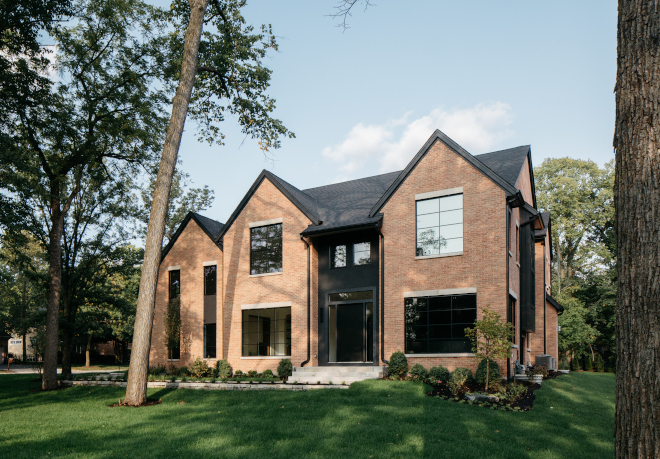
0, 372, 614, 458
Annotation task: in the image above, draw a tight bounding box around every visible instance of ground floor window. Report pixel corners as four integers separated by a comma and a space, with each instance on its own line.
405, 293, 477, 354
204, 324, 216, 359
242, 307, 291, 356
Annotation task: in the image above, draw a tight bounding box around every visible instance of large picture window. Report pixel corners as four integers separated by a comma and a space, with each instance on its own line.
242, 307, 291, 356
250, 224, 283, 275
416, 194, 463, 256
405, 293, 476, 354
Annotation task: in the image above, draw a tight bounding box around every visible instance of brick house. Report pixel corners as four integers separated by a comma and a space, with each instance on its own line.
149, 130, 563, 379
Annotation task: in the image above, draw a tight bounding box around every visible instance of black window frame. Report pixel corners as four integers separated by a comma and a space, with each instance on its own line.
353, 242, 372, 266
204, 323, 217, 359
241, 307, 292, 357
404, 293, 477, 354
415, 193, 464, 257
204, 265, 217, 296
330, 244, 347, 269
168, 269, 181, 360
250, 223, 283, 275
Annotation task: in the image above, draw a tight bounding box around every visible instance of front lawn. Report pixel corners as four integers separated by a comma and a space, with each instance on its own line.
0, 372, 614, 458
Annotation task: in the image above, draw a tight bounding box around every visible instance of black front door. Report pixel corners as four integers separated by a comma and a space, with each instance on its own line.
336, 303, 364, 362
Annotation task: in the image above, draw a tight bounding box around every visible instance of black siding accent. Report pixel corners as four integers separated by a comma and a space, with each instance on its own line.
520, 210, 536, 333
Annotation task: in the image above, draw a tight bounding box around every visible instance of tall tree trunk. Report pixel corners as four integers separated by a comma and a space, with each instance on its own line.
42, 204, 64, 390
123, 0, 210, 406
85, 333, 92, 367
22, 333, 26, 363
60, 293, 74, 378
614, 2, 660, 458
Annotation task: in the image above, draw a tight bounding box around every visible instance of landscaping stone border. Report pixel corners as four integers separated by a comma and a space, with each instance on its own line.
61, 380, 349, 391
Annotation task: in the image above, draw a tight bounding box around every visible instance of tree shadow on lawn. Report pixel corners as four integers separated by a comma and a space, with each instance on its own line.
0, 373, 614, 459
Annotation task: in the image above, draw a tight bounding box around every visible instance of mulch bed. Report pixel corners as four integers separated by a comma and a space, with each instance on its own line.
109, 398, 162, 408
426, 371, 566, 411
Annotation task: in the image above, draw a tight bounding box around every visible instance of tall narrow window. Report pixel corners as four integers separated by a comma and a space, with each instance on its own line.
204, 265, 217, 295
515, 224, 520, 263
330, 245, 347, 268
250, 223, 283, 275
416, 194, 463, 256
353, 242, 371, 265
242, 307, 291, 356
204, 324, 216, 359
168, 270, 181, 360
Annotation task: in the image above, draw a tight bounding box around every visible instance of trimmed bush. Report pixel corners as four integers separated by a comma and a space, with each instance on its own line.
452, 367, 473, 384
149, 366, 166, 375
584, 355, 594, 371
215, 359, 232, 378
234, 369, 244, 376
190, 357, 211, 378
409, 364, 429, 380
277, 359, 293, 379
247, 370, 258, 378
558, 357, 569, 370
262, 369, 274, 378
594, 354, 605, 372
429, 365, 450, 383
177, 366, 189, 376
571, 357, 580, 371
475, 358, 501, 386
388, 351, 408, 379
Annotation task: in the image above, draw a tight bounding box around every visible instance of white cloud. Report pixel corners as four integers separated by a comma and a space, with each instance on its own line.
322, 102, 514, 179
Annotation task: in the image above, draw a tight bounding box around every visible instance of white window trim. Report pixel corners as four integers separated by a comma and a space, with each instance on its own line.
509, 289, 518, 300
415, 187, 463, 201
167, 265, 180, 271
403, 287, 476, 298
405, 353, 474, 358
415, 251, 463, 260
249, 271, 283, 278
249, 217, 283, 228
240, 356, 291, 360
241, 301, 291, 310
202, 261, 217, 267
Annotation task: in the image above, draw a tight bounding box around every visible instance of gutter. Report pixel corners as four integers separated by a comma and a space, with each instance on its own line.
377, 226, 388, 365
299, 235, 311, 367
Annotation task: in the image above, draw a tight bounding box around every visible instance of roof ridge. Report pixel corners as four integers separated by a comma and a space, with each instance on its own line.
302, 170, 402, 193
475, 145, 530, 157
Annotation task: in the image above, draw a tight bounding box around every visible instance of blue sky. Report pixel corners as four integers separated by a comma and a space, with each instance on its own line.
164, 1, 617, 224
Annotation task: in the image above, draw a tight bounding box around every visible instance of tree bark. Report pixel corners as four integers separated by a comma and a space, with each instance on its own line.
60, 291, 74, 378
614, 2, 660, 458
42, 203, 64, 390
85, 333, 92, 367
123, 0, 210, 406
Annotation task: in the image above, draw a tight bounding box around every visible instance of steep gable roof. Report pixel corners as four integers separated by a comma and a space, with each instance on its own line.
214, 170, 322, 241
368, 130, 523, 218
161, 212, 223, 262
477, 145, 537, 208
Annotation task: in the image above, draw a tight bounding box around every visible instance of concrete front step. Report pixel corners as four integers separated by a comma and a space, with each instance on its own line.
293, 365, 384, 373
291, 366, 387, 385
292, 377, 366, 385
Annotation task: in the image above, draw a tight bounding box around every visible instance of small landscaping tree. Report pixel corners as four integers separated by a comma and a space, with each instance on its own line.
277, 358, 293, 379
465, 306, 514, 390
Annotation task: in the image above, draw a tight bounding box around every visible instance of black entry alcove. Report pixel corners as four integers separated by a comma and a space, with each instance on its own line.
336, 303, 364, 362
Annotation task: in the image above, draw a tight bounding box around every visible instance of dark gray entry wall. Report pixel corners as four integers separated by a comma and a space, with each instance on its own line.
314, 229, 380, 366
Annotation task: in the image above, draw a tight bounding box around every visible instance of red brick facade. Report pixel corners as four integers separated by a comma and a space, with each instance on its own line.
148, 134, 560, 377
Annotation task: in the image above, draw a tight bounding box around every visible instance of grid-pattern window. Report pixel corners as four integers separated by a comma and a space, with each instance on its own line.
242, 307, 291, 356
353, 242, 371, 265
330, 245, 347, 268
204, 324, 216, 358
405, 293, 476, 354
416, 194, 463, 256
204, 265, 217, 295
250, 224, 283, 275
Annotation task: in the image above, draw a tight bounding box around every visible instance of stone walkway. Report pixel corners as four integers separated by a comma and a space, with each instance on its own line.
63, 379, 349, 391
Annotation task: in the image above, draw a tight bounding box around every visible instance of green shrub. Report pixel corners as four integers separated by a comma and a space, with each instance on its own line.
409, 364, 429, 380
215, 359, 232, 378
452, 367, 473, 384
177, 366, 189, 376
475, 359, 500, 386
277, 359, 293, 379
262, 369, 274, 378
594, 354, 605, 372
247, 370, 258, 378
388, 351, 408, 379
190, 357, 211, 378
558, 357, 569, 370
571, 358, 580, 371
584, 355, 594, 372
234, 369, 244, 376
429, 365, 450, 383
150, 366, 166, 375
449, 370, 469, 395
148, 374, 155, 382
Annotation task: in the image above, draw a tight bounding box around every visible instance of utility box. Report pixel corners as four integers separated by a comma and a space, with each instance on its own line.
535, 354, 555, 370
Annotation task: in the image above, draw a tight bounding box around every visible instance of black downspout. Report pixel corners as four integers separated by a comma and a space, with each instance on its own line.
505, 203, 511, 381
543, 246, 547, 354
378, 228, 388, 365
300, 235, 311, 367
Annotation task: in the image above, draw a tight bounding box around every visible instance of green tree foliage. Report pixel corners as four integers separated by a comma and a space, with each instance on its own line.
535, 158, 615, 363
465, 306, 513, 390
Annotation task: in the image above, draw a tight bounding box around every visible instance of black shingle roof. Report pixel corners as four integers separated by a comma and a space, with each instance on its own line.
193, 213, 223, 237
161, 212, 224, 261
475, 146, 530, 187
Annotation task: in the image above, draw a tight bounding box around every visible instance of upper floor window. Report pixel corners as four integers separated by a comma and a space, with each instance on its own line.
330, 244, 347, 268
169, 270, 180, 301
416, 193, 463, 256
353, 242, 371, 265
250, 223, 283, 275
204, 265, 217, 295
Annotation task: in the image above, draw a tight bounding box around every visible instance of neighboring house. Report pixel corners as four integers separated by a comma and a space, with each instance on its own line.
7, 332, 38, 362
149, 130, 563, 379
0, 333, 9, 364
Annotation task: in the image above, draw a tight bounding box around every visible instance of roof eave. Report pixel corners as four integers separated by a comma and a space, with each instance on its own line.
301, 217, 383, 237
546, 293, 564, 312
161, 212, 222, 263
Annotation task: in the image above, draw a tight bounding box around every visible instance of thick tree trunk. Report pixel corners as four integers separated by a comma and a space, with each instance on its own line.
42, 206, 64, 390
123, 0, 210, 406
614, 2, 660, 458
60, 293, 74, 378
85, 333, 92, 367
22, 333, 26, 363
